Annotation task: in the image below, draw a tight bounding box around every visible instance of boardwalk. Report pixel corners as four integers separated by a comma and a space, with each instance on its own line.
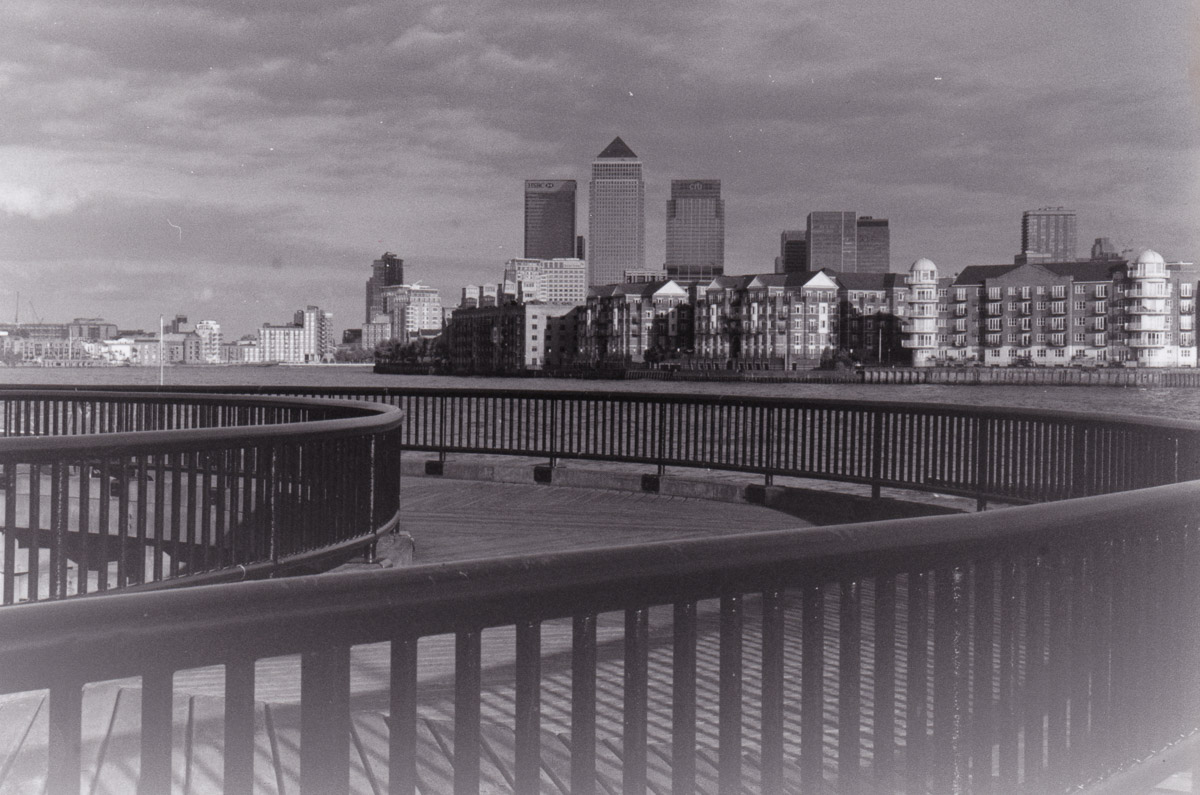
0, 476, 817, 794
1, 476, 1188, 793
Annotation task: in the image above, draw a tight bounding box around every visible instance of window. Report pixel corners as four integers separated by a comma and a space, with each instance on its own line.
988, 318, 1002, 331
1007, 287, 1017, 296
1074, 333, 1086, 342
1021, 287, 1031, 299
1052, 285, 1066, 299
1037, 317, 1046, 327
1181, 283, 1194, 298
1074, 301, 1086, 311
955, 289, 967, 301
1036, 302, 1047, 311
1094, 301, 1107, 314
1074, 316, 1085, 326
1036, 333, 1045, 343
1095, 285, 1108, 298
1007, 333, 1017, 343
988, 287, 1001, 300
1037, 349, 1047, 357
1075, 285, 1085, 294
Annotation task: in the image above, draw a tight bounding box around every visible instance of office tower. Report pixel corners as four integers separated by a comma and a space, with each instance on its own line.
576, 236, 586, 260
366, 252, 405, 322
855, 216, 891, 273
1019, 207, 1077, 263
806, 212, 858, 272
665, 179, 724, 282
588, 137, 645, 286
778, 231, 807, 273
1091, 237, 1124, 262
524, 180, 577, 259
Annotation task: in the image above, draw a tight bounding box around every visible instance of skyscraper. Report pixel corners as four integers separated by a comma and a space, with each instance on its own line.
588, 137, 644, 286
806, 211, 857, 272
855, 216, 891, 273
665, 179, 724, 282
1019, 207, 1077, 263
524, 180, 577, 259
365, 252, 404, 322
777, 231, 807, 274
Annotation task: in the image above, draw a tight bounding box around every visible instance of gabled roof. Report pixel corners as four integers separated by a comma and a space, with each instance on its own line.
596, 136, 638, 159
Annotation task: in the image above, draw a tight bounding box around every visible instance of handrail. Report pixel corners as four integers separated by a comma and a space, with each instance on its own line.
0, 385, 1197, 793
0, 391, 404, 603
17, 384, 1200, 507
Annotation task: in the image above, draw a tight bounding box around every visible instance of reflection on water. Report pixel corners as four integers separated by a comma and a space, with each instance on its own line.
1, 364, 1198, 421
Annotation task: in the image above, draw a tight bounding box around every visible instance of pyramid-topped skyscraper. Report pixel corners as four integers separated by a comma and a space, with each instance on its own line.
588, 137, 645, 286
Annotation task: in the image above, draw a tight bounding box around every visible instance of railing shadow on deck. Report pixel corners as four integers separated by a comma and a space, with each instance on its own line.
0, 386, 1198, 794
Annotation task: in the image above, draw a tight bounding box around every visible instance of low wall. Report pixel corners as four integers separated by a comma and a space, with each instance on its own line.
862, 366, 1200, 386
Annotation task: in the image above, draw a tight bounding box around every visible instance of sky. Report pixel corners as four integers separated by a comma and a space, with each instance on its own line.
1, 0, 1198, 339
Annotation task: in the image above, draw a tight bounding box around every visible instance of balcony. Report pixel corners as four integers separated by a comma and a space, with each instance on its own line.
1126, 301, 1168, 315
1125, 318, 1166, 332
1, 387, 1198, 795
1127, 285, 1169, 299
901, 319, 937, 334
1127, 333, 1168, 348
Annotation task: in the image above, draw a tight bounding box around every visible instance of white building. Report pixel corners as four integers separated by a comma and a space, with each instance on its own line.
381, 284, 443, 342
502, 258, 588, 305
195, 320, 222, 364
293, 306, 335, 362
259, 324, 306, 363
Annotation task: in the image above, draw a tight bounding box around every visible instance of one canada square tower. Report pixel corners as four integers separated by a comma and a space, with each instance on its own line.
588, 137, 645, 287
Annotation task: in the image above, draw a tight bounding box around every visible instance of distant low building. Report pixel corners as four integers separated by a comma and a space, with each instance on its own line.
447, 303, 580, 374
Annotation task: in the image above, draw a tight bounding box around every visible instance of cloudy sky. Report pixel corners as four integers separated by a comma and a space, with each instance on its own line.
2, 0, 1197, 338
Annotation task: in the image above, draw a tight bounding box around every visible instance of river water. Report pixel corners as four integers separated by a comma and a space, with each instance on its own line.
1, 364, 1199, 422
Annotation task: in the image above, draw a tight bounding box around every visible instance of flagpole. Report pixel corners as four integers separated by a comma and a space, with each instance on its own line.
159, 315, 165, 386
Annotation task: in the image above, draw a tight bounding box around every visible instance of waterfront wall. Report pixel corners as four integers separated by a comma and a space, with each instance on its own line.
378, 361, 1200, 387
861, 366, 1200, 387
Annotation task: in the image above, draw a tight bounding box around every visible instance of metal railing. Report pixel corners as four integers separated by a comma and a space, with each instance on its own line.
0, 391, 403, 604
0, 386, 1198, 793
40, 385, 1198, 507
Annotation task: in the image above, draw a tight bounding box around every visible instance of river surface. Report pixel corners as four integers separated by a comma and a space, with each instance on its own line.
2, 364, 1199, 422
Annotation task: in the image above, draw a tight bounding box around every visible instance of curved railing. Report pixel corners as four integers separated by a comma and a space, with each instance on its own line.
27, 385, 1200, 506
0, 386, 1197, 794
0, 390, 403, 604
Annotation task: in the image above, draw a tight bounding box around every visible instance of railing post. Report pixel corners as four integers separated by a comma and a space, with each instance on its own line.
438, 394, 447, 465
657, 400, 666, 478
300, 644, 351, 795
47, 679, 82, 795
975, 416, 990, 511
871, 408, 884, 499
548, 397, 558, 469
763, 406, 774, 487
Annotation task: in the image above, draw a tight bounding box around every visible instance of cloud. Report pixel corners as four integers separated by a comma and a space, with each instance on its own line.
0, 184, 83, 219
0, 0, 1193, 338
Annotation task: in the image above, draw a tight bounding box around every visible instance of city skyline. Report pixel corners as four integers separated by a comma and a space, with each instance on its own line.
0, 0, 1195, 337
